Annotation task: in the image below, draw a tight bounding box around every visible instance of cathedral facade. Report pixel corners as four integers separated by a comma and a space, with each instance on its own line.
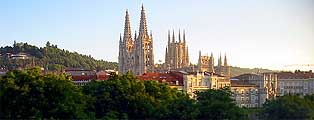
164, 30, 190, 70
198, 51, 230, 77
118, 5, 154, 75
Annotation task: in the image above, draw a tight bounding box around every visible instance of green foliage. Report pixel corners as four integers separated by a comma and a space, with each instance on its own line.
82, 73, 196, 119
261, 95, 314, 120
195, 87, 247, 120
0, 42, 117, 70
0, 67, 90, 119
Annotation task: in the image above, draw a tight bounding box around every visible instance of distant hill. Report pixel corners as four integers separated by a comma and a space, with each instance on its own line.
230, 66, 274, 77
0, 42, 117, 71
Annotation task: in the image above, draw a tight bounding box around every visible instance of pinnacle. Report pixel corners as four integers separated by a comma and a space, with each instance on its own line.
139, 3, 148, 36
123, 9, 132, 41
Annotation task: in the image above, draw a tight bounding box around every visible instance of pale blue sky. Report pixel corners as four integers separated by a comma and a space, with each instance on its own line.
0, 0, 313, 70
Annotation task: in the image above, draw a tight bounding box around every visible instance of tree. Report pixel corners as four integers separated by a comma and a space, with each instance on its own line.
261, 95, 314, 119
0, 67, 90, 119
45, 41, 51, 47
82, 73, 197, 119
195, 87, 247, 120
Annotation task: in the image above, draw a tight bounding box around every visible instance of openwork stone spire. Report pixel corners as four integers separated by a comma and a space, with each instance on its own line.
139, 4, 148, 37
224, 53, 228, 66
124, 10, 132, 41
218, 53, 222, 67
209, 53, 215, 73
179, 29, 181, 43
172, 29, 175, 43
168, 30, 171, 44
183, 30, 186, 43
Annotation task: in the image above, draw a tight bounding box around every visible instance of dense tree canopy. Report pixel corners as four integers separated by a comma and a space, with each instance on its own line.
195, 87, 247, 120
82, 72, 197, 119
261, 95, 314, 120
0, 42, 117, 70
0, 68, 245, 119
0, 67, 90, 119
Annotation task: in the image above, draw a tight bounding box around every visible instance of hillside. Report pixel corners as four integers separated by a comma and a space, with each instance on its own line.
230, 66, 274, 77
0, 42, 117, 71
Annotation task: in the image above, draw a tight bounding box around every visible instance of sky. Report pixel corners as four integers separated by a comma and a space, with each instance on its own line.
0, 0, 313, 71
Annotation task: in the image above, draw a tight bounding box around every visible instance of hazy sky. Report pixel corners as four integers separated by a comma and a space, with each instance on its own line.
0, 0, 313, 70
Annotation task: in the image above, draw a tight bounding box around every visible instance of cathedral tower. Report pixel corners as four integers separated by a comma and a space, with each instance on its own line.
197, 51, 210, 72
119, 10, 134, 74
164, 29, 189, 71
224, 53, 231, 77
118, 4, 154, 75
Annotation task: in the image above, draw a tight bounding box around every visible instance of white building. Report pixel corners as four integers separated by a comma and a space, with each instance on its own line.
231, 80, 259, 108
233, 73, 278, 107
183, 72, 230, 98
277, 71, 314, 96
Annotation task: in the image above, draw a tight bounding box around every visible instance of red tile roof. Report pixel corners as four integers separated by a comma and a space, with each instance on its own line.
68, 70, 111, 81
137, 71, 183, 86
277, 71, 314, 79
71, 75, 96, 81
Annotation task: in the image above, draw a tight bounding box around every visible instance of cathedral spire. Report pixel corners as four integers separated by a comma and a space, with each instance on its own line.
139, 4, 148, 37
165, 47, 168, 63
218, 53, 222, 67
224, 53, 230, 77
224, 53, 228, 66
198, 50, 202, 72
209, 52, 215, 73
168, 30, 171, 44
172, 29, 175, 43
124, 9, 132, 41
119, 33, 122, 42
183, 30, 186, 43
179, 29, 181, 43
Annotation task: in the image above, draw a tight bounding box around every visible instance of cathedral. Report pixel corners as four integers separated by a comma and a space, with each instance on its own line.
198, 51, 230, 77
118, 5, 230, 76
118, 5, 154, 75
164, 30, 190, 71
